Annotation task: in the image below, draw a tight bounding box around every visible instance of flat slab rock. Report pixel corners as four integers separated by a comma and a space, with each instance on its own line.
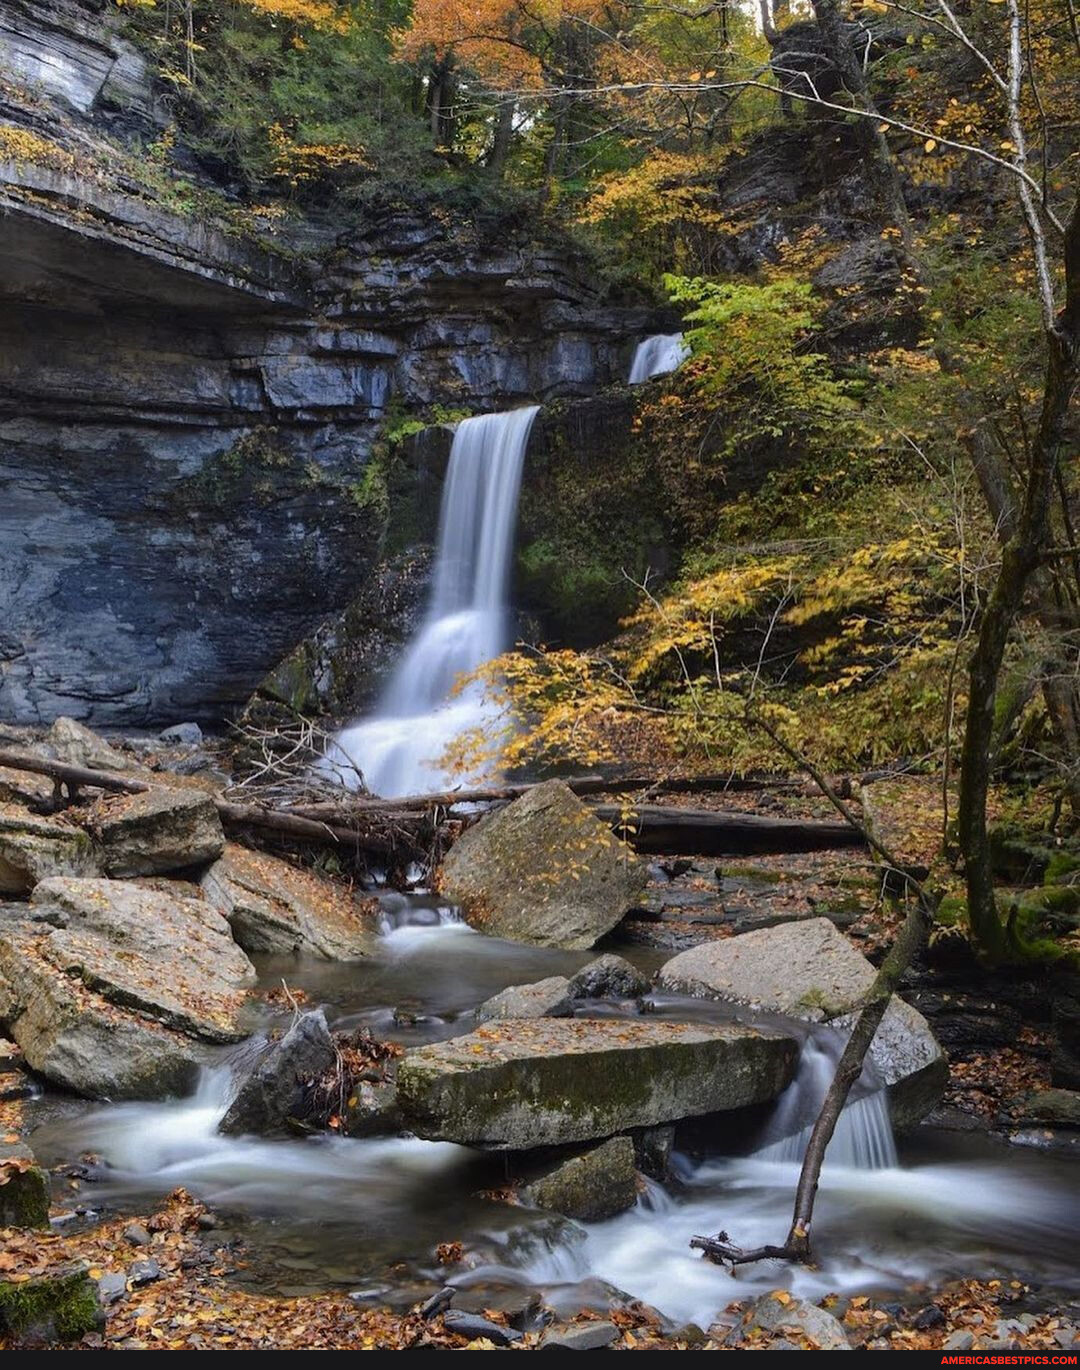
0, 877, 255, 1098
396, 1017, 798, 1149
658, 918, 947, 1129
86, 787, 224, 877
439, 780, 646, 950
202, 843, 378, 959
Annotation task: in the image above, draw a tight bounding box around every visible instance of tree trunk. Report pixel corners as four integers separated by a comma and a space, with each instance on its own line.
957, 192, 1080, 959
808, 0, 911, 235
487, 99, 514, 176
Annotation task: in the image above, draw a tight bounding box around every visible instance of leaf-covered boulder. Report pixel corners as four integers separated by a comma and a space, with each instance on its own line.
439, 780, 646, 949
0, 878, 255, 1099
202, 843, 377, 959
86, 788, 225, 877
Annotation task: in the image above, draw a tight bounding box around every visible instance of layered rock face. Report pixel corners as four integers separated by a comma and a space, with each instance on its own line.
0, 0, 656, 727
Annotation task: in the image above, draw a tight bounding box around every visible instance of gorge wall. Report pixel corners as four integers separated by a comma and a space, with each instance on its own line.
0, 0, 659, 727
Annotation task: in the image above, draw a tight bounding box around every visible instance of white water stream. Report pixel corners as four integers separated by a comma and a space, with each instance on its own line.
31, 923, 1079, 1328
629, 333, 690, 384
328, 406, 539, 797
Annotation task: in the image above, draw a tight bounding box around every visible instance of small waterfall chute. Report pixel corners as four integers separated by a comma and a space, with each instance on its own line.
628, 333, 689, 384
327, 405, 539, 798
756, 1033, 898, 1170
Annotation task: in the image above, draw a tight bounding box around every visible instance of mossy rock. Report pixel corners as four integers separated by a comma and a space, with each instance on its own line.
988, 823, 1057, 883
0, 1147, 49, 1230
0, 1265, 102, 1345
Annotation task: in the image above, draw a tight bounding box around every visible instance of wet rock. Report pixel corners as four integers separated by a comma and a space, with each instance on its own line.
86, 788, 224, 877
128, 1259, 162, 1286
734, 1292, 850, 1351
658, 919, 947, 1128
0, 803, 100, 894
635, 1124, 675, 1180
28, 877, 255, 1040
396, 1018, 797, 1149
1016, 1087, 1080, 1130
450, 1285, 541, 1328
122, 1223, 152, 1247
539, 1320, 620, 1349
202, 843, 377, 960
96, 1272, 128, 1307
439, 781, 646, 950
567, 954, 650, 1001
442, 1309, 523, 1345
219, 1010, 337, 1136
342, 1080, 401, 1138
913, 1305, 946, 1330
159, 723, 203, 746
476, 977, 574, 1022
0, 1142, 50, 1229
0, 1263, 103, 1345
525, 1136, 638, 1221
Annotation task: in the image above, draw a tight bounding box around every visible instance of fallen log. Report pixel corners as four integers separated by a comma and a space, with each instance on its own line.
592, 804, 865, 856
284, 771, 840, 820
0, 752, 424, 861
0, 751, 150, 796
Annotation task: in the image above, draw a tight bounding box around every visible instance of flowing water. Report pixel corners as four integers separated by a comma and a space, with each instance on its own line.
629, 333, 690, 384
29, 915, 1080, 1328
327, 406, 539, 797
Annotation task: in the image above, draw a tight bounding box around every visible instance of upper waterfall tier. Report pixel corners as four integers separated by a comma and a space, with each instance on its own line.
629, 333, 689, 384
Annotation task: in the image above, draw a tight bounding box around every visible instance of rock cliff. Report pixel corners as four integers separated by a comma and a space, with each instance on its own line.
0, 0, 658, 726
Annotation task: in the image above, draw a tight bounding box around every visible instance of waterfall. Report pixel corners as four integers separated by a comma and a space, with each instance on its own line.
628, 333, 689, 384
329, 406, 539, 798
756, 1034, 898, 1170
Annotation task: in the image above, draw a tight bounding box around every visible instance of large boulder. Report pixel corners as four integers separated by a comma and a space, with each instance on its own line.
201, 843, 377, 959
439, 781, 646, 949
525, 1135, 638, 1221
0, 879, 255, 1098
0, 804, 100, 893
658, 918, 946, 1128
396, 1018, 798, 1148
219, 1009, 337, 1136
0, 923, 201, 1099
86, 788, 225, 876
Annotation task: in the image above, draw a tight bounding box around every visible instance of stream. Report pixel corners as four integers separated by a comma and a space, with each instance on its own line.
26, 909, 1080, 1331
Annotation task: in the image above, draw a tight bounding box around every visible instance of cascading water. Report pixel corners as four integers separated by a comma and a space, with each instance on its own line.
756, 1034, 898, 1169
328, 406, 539, 798
628, 332, 690, 384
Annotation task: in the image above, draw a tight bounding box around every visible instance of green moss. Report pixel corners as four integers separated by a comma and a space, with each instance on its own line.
0, 1266, 101, 1344
1045, 851, 1080, 885
0, 1163, 49, 1230
259, 648, 321, 716
935, 894, 967, 928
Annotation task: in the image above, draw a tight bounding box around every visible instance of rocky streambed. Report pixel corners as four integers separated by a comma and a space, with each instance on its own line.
1, 724, 1079, 1346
